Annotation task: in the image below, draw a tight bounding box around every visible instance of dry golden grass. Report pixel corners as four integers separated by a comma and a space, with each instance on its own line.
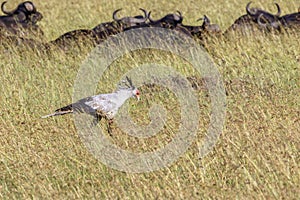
0, 0, 299, 199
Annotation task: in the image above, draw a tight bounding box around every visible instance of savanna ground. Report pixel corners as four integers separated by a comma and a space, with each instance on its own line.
0, 0, 299, 199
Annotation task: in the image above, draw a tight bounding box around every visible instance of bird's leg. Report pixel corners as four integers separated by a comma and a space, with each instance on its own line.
92, 113, 102, 126
107, 119, 114, 136
96, 114, 102, 122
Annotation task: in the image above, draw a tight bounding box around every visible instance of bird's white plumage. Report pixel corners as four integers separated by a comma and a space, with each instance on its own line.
82, 88, 136, 119
42, 77, 140, 122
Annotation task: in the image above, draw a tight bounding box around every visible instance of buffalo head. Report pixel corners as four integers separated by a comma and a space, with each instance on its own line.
1, 1, 42, 22
246, 1, 281, 30
257, 6, 300, 31
148, 11, 183, 28
92, 8, 149, 38
113, 8, 148, 27
224, 2, 282, 35
246, 1, 281, 20
0, 1, 43, 36
199, 15, 221, 34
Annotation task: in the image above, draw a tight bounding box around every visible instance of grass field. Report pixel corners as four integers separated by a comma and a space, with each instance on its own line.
0, 0, 299, 199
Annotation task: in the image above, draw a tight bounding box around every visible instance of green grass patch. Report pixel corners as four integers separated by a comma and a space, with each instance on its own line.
0, 0, 299, 199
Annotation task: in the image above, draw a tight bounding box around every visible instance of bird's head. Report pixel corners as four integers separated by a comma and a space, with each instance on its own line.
132, 88, 140, 101
118, 76, 140, 101
126, 76, 140, 101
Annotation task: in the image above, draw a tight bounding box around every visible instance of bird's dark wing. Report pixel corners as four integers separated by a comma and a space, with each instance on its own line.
41, 96, 96, 118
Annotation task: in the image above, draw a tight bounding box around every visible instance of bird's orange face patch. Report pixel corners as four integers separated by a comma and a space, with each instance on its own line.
135, 90, 140, 101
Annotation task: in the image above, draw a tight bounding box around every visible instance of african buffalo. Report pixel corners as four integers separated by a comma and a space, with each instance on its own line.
92, 8, 148, 43
0, 1, 43, 37
257, 7, 300, 30
224, 2, 282, 35
144, 10, 183, 29
177, 15, 221, 39
49, 8, 149, 51
124, 11, 220, 42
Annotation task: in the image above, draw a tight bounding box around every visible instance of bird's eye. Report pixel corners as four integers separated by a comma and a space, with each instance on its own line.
136, 90, 140, 95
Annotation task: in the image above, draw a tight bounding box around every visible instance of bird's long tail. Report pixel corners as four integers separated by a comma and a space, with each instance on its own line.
41, 104, 73, 118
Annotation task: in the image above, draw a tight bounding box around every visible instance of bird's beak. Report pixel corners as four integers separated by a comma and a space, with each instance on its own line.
136, 95, 140, 101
